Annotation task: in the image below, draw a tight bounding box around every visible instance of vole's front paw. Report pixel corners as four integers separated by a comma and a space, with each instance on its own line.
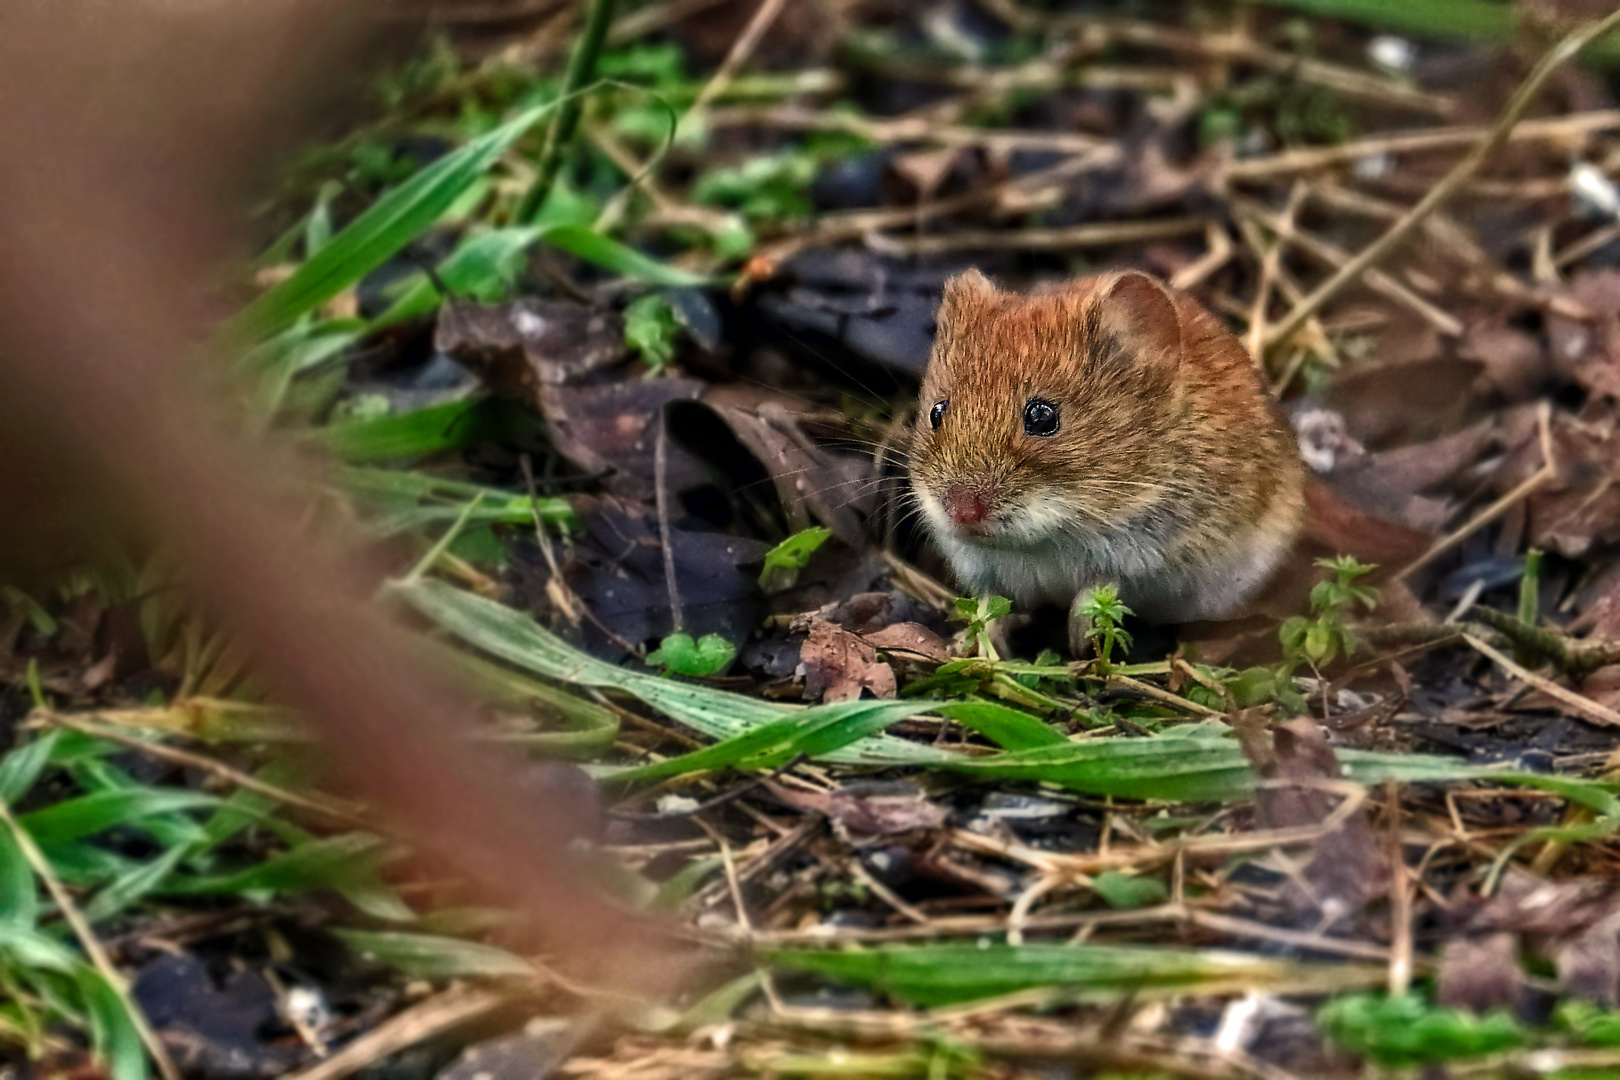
1067, 592, 1096, 659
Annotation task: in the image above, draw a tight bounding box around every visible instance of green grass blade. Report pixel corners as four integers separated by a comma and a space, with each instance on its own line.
18, 790, 221, 845
393, 578, 955, 764
231, 102, 557, 341
949, 723, 1618, 804
76, 969, 148, 1080
337, 465, 575, 532
538, 224, 710, 286
0, 826, 38, 929
765, 942, 1382, 1007
0, 922, 80, 974
1250, 0, 1620, 62
165, 832, 393, 896
1250, 0, 1511, 40
936, 701, 1067, 751
0, 731, 60, 803
80, 846, 190, 926
335, 929, 536, 980
368, 226, 542, 330
609, 699, 933, 784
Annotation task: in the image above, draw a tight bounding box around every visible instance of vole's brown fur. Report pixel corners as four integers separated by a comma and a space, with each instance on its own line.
909, 268, 1306, 624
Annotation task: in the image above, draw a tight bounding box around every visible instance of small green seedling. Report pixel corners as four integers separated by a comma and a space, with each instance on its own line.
1518, 547, 1544, 627
1279, 555, 1378, 671
953, 595, 1012, 661
1078, 585, 1134, 671
1317, 992, 1525, 1068
646, 632, 736, 676
1090, 869, 1168, 910
624, 293, 681, 373
758, 526, 832, 593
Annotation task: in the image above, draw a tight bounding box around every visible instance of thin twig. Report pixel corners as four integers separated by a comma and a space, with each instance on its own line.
282, 986, 513, 1080
1168, 223, 1234, 291
1385, 781, 1412, 998
1236, 201, 1463, 338
684, 0, 789, 122
0, 796, 182, 1080
704, 104, 1106, 154
607, 0, 728, 44
654, 410, 684, 634
1244, 182, 1307, 364
1265, 10, 1620, 354
1226, 110, 1620, 182
40, 712, 368, 827
867, 217, 1208, 257
980, 0, 1452, 115
1395, 403, 1559, 582
1462, 633, 1620, 729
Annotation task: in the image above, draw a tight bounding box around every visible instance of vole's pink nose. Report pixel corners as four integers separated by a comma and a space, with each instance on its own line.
944, 483, 990, 525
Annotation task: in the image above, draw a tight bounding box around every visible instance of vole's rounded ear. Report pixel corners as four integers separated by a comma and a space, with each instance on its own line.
941, 268, 997, 310
1094, 270, 1182, 381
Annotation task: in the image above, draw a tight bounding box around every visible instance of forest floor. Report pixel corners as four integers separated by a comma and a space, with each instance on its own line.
9, 1, 1620, 1078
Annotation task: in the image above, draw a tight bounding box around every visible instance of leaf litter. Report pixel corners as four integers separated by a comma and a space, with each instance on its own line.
15, 1, 1620, 1079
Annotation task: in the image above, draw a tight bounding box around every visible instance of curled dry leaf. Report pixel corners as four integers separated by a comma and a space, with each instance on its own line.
795, 590, 933, 635
435, 298, 626, 395
436, 296, 713, 499
754, 248, 945, 375
701, 384, 870, 542
863, 622, 950, 664
798, 616, 898, 703
1317, 419, 1495, 534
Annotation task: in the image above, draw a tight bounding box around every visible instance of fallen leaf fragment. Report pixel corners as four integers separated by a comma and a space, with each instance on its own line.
798, 616, 897, 702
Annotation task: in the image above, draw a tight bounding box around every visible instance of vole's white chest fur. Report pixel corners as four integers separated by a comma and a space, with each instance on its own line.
921, 492, 1294, 624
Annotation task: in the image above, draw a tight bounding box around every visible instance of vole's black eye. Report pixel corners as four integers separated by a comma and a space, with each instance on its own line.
929, 400, 948, 429
1023, 398, 1059, 437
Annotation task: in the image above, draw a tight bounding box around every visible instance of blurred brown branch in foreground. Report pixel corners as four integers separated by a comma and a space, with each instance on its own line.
0, 0, 681, 993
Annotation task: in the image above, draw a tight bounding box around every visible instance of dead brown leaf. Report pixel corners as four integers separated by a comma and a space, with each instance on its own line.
1237, 717, 1385, 924
1322, 420, 1496, 533
1436, 932, 1524, 1012
1325, 356, 1484, 448
541, 379, 708, 500
1460, 321, 1551, 403
863, 622, 950, 664
764, 779, 948, 837
1496, 405, 1620, 556
1549, 269, 1620, 401
701, 384, 870, 542
435, 298, 626, 397
798, 616, 897, 702
1457, 873, 1620, 1006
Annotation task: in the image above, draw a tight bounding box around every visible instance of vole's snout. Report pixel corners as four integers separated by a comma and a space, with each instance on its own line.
943, 482, 992, 528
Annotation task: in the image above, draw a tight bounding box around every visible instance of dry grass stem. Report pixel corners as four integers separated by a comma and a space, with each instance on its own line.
283, 986, 515, 1080
1226, 109, 1620, 182
1462, 634, 1620, 728
39, 712, 370, 828
1266, 9, 1620, 353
